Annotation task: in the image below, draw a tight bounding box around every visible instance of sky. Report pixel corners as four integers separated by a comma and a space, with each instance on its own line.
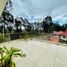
10, 0, 67, 22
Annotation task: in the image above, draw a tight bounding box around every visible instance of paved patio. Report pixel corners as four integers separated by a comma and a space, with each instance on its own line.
2, 39, 67, 67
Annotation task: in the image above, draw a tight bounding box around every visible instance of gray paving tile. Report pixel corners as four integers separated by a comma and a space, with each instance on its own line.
2, 40, 67, 67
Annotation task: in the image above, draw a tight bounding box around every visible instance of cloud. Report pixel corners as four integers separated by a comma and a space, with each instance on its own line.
53, 15, 67, 25
10, 0, 67, 21
51, 5, 67, 18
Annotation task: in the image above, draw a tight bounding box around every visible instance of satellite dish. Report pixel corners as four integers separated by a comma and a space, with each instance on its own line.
0, 0, 7, 16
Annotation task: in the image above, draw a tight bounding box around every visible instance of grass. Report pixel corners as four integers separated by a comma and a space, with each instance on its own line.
0, 32, 52, 43
0, 33, 5, 43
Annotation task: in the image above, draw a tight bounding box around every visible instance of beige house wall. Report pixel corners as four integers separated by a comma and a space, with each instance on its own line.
0, 0, 7, 16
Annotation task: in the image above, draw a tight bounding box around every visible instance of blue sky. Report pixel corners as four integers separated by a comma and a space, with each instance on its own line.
53, 15, 67, 25
10, 0, 67, 23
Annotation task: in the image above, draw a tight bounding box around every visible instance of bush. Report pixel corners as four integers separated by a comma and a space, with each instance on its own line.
0, 34, 5, 43
0, 46, 26, 67
21, 31, 28, 38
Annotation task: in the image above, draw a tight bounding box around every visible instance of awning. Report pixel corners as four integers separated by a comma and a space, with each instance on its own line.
53, 31, 67, 36
62, 31, 67, 36
0, 0, 7, 16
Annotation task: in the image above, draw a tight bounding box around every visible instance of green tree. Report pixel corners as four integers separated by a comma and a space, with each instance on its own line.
0, 0, 14, 34
62, 24, 67, 31
15, 17, 22, 32
42, 16, 53, 33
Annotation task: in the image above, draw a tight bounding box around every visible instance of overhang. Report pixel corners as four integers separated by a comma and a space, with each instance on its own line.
0, 0, 7, 16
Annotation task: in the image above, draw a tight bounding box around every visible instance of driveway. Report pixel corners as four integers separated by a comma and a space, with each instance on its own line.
2, 39, 67, 67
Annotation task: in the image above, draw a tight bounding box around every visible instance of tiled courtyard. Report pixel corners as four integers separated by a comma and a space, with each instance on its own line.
1, 39, 67, 67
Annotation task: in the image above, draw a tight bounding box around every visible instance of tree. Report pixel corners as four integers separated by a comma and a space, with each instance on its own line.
1, 10, 14, 33
15, 17, 21, 32
62, 24, 67, 31
42, 16, 53, 33
4, 0, 13, 10
53, 22, 62, 31
1, 0, 14, 33
21, 18, 32, 33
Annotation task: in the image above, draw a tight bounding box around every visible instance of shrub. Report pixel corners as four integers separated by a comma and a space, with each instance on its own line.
0, 34, 5, 43
21, 31, 28, 39
0, 46, 26, 67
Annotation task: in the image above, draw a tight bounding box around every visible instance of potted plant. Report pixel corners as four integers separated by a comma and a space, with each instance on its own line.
0, 47, 5, 67
0, 46, 26, 67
